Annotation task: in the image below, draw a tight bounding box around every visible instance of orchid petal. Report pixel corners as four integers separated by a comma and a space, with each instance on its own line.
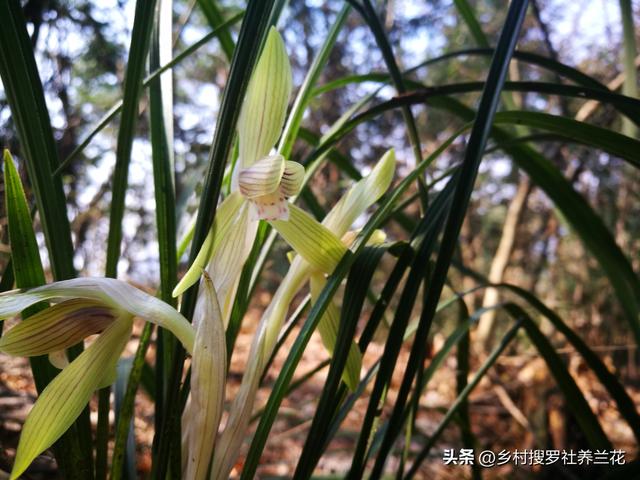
310, 273, 362, 391
270, 204, 347, 274
0, 299, 115, 357
211, 260, 309, 480
323, 149, 396, 237
238, 154, 285, 199
0, 278, 195, 354
173, 192, 245, 298
10, 315, 133, 480
205, 202, 257, 327
237, 27, 292, 167
341, 229, 387, 248
48, 350, 69, 369
183, 274, 226, 480
279, 161, 305, 197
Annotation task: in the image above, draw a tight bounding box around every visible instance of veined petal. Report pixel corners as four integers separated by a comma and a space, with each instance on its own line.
0, 299, 115, 357
341, 229, 387, 248
237, 27, 292, 167
280, 161, 305, 197
285, 229, 387, 266
205, 202, 257, 327
310, 273, 362, 391
0, 278, 195, 355
323, 149, 396, 237
211, 259, 310, 480
10, 315, 133, 480
238, 154, 285, 199
173, 192, 245, 298
270, 204, 347, 274
183, 274, 226, 480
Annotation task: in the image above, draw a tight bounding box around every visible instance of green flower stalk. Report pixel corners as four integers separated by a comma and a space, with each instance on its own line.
0, 278, 196, 479
210, 149, 396, 479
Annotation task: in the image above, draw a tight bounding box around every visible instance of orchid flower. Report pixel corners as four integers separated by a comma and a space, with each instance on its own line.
170, 25, 394, 479
0, 278, 196, 479
172, 27, 302, 328
210, 149, 396, 479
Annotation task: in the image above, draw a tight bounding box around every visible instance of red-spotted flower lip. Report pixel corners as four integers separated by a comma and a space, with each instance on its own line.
237, 154, 304, 221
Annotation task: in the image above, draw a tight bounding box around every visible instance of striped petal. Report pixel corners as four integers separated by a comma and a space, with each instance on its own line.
237, 27, 292, 167
0, 299, 115, 357
183, 274, 226, 480
172, 192, 245, 298
323, 149, 396, 237
0, 278, 195, 354
270, 204, 348, 274
238, 154, 285, 199
9, 315, 133, 480
205, 202, 257, 327
280, 161, 305, 197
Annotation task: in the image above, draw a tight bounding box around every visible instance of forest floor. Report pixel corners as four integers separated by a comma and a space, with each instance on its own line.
1, 304, 638, 479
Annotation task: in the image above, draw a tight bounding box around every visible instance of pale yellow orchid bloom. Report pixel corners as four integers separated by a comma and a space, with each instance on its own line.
210, 149, 396, 480
172, 27, 301, 327
0, 278, 196, 479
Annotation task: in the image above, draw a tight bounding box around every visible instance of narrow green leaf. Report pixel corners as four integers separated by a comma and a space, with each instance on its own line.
619, 0, 638, 137
371, 2, 529, 475
113, 359, 136, 480
105, 0, 158, 278
453, 0, 490, 48
511, 304, 612, 450
295, 246, 385, 478
3, 151, 46, 289
111, 323, 153, 480
196, 0, 236, 60
3, 150, 91, 478
349, 0, 423, 167
405, 322, 522, 479
0, 1, 76, 282
312, 46, 615, 99
146, 0, 178, 468
493, 111, 640, 169
278, 4, 351, 158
